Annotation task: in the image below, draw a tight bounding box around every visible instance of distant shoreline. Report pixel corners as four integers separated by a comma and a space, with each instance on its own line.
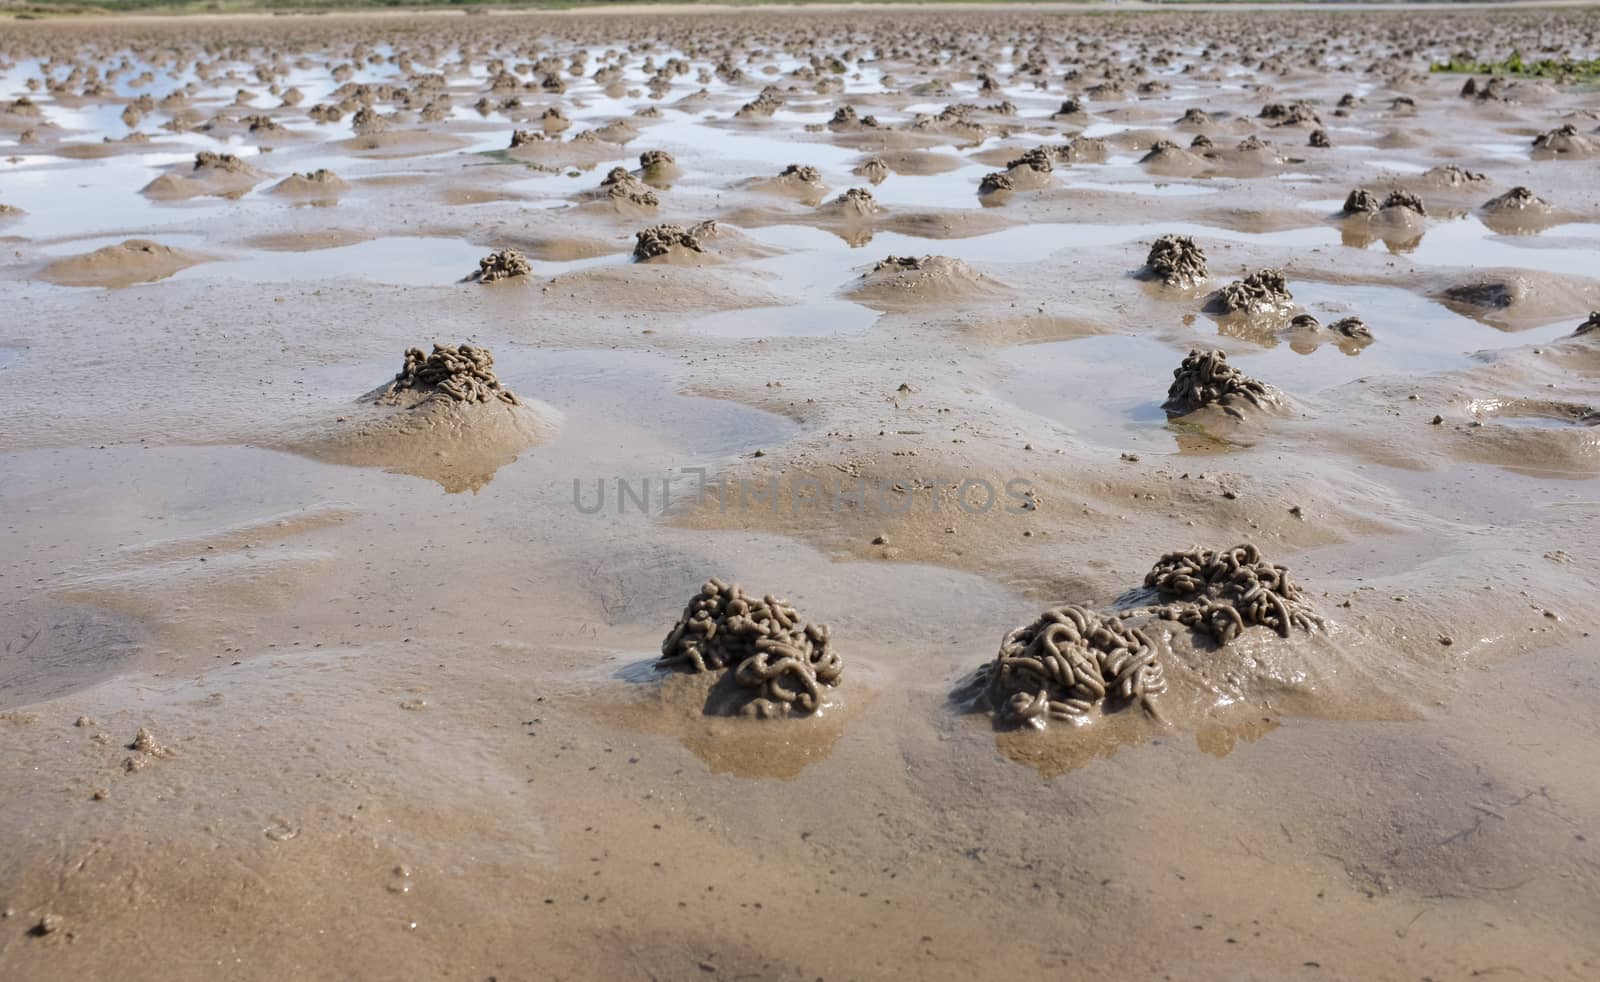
4, 0, 1599, 23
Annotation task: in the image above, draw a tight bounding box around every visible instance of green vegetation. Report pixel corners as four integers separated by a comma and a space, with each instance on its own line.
1431, 52, 1600, 79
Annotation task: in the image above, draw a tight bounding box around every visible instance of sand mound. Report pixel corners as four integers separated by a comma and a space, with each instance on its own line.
972, 605, 1166, 729
978, 170, 1016, 194
633, 221, 719, 263
1480, 186, 1558, 233
1215, 134, 1283, 170
1059, 137, 1109, 162
193, 151, 256, 175
965, 543, 1319, 731
1163, 348, 1280, 419
465, 249, 531, 284
1413, 164, 1486, 190
1440, 276, 1535, 313
271, 169, 348, 196
849, 254, 1001, 308
1139, 139, 1210, 176
596, 166, 659, 209
142, 151, 264, 199
381, 344, 522, 406
1260, 100, 1322, 128
1146, 544, 1322, 645
756, 163, 827, 202
1484, 186, 1551, 214
657, 578, 842, 719
1380, 189, 1426, 216
637, 149, 679, 184
290, 344, 548, 493
1532, 123, 1599, 159
819, 187, 882, 218
1338, 189, 1426, 248
1342, 188, 1380, 214
1434, 271, 1600, 330
978, 147, 1053, 196
1461, 77, 1555, 103
1144, 234, 1208, 288
852, 157, 889, 184
1209, 268, 1294, 315
38, 239, 211, 288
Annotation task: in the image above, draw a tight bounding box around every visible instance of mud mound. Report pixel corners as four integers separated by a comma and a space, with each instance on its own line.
821, 187, 881, 218
853, 157, 889, 184
1139, 139, 1209, 175
1059, 137, 1109, 162
978, 171, 1015, 194
1210, 268, 1294, 315
633, 221, 718, 262
1415, 164, 1486, 189
381, 344, 521, 405
1532, 123, 1599, 158
1381, 189, 1426, 216
1146, 544, 1322, 646
1145, 234, 1208, 288
271, 169, 347, 195
973, 605, 1166, 730
0, 203, 22, 218
1163, 348, 1280, 419
1342, 188, 1380, 214
978, 147, 1053, 196
1006, 146, 1054, 173
657, 578, 842, 719
637, 149, 679, 183
1052, 97, 1085, 118
142, 151, 264, 199
1435, 271, 1598, 330
465, 249, 531, 284
292, 345, 546, 493
1260, 100, 1321, 127
1461, 77, 1555, 103
850, 254, 1000, 307
1232, 134, 1278, 156
193, 151, 254, 175
1483, 186, 1551, 214
1340, 189, 1426, 248
964, 540, 1319, 732
598, 166, 659, 208
38, 239, 210, 288
1440, 277, 1529, 312
777, 163, 822, 185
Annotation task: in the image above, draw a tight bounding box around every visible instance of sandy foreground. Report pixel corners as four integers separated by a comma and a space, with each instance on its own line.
2, 6, 1599, 980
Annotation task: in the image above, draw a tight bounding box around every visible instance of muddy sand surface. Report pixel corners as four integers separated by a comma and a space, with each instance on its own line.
2, 6, 1600, 980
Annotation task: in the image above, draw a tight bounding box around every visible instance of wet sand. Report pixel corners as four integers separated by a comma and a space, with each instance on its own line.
2, 6, 1600, 979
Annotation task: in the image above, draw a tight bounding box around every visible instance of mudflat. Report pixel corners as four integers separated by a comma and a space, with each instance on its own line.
2, 6, 1599, 980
